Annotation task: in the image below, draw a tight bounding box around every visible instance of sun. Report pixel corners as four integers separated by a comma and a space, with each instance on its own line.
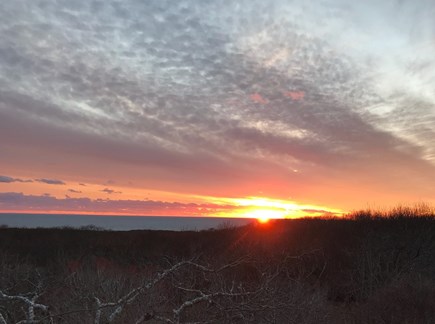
245, 209, 285, 223
257, 216, 270, 224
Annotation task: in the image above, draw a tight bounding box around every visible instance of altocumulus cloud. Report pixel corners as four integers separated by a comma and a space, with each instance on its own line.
0, 0, 435, 210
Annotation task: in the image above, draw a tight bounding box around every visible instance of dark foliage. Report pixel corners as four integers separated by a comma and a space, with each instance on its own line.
1, 208, 435, 323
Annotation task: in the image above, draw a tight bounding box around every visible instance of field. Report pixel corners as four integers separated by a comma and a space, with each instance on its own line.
1, 207, 435, 323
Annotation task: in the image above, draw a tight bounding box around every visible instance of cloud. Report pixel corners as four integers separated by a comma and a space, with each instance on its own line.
283, 91, 305, 101
250, 93, 268, 104
0, 0, 435, 210
0, 175, 66, 186
0, 192, 343, 217
0, 176, 19, 183
101, 188, 122, 195
68, 189, 82, 194
0, 192, 234, 216
0, 175, 32, 183
35, 179, 66, 185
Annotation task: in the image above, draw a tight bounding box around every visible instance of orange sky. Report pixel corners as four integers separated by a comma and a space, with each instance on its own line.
0, 176, 344, 218
1, 0, 435, 218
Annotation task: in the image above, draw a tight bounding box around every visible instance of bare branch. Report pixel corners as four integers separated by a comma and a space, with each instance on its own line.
93, 260, 197, 323
0, 289, 48, 323
173, 288, 257, 323
0, 313, 6, 324
94, 297, 102, 324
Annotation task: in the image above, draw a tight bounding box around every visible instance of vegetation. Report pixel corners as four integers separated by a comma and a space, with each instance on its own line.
1, 206, 435, 323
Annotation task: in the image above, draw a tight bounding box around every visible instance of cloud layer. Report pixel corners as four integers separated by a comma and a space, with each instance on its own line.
0, 192, 338, 217
0, 192, 233, 216
1, 0, 435, 212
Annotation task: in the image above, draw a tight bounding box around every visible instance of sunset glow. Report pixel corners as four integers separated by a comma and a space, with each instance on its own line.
2, 2, 435, 323
256, 214, 271, 224
1, 0, 435, 219
210, 197, 343, 219
246, 209, 281, 221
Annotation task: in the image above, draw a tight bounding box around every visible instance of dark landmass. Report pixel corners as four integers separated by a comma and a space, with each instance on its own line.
1, 207, 435, 323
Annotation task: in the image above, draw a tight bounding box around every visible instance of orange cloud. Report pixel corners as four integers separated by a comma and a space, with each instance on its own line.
250, 93, 268, 104
283, 91, 305, 101
0, 192, 343, 218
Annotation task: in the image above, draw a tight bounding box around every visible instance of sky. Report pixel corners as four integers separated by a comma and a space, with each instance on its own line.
1, 0, 435, 218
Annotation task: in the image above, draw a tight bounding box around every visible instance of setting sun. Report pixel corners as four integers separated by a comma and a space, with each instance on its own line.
257, 216, 270, 224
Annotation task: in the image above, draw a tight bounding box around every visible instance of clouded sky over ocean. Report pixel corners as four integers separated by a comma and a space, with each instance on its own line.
1, 0, 435, 218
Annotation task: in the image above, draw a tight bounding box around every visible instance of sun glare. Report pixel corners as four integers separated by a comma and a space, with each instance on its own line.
257, 216, 270, 224
245, 208, 286, 222
208, 196, 344, 219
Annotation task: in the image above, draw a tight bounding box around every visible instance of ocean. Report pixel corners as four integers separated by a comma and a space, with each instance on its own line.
0, 213, 254, 231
